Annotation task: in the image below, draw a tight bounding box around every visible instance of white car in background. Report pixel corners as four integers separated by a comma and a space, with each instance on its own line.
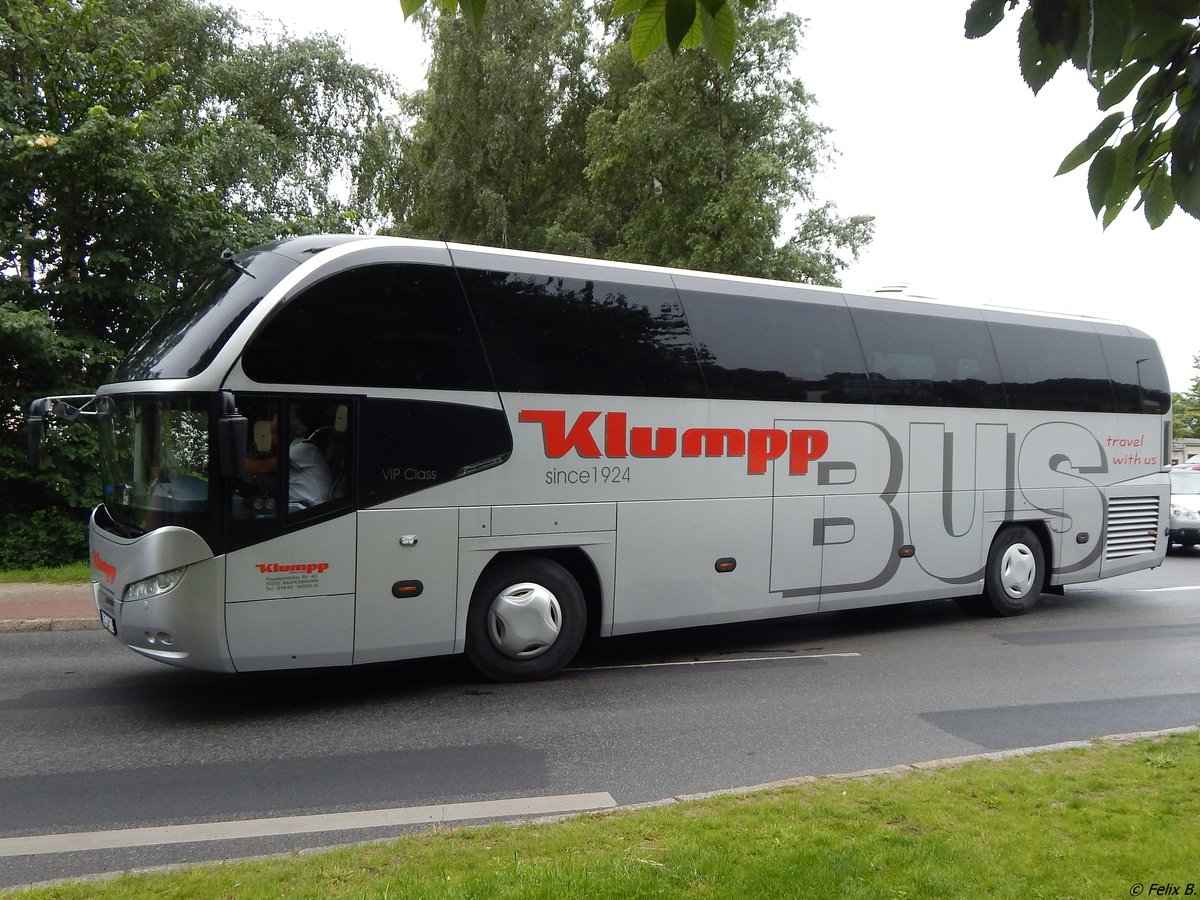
1169, 465, 1200, 550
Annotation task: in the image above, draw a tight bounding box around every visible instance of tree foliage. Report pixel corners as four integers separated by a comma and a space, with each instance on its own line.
965, 0, 1200, 229
1, 0, 391, 565
365, 0, 596, 251
581, 5, 873, 281
403, 0, 1200, 230
379, 0, 872, 284
400, 0, 741, 64
1173, 354, 1200, 438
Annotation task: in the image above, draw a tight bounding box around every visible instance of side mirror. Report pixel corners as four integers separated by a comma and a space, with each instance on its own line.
51, 400, 83, 421
217, 414, 248, 479
26, 399, 49, 469
26, 418, 44, 470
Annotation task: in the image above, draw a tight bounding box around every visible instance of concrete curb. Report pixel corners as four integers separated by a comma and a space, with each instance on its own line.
0, 583, 98, 635
0, 617, 100, 634
257, 724, 1200, 858
591, 723, 1200, 816
7, 725, 1196, 892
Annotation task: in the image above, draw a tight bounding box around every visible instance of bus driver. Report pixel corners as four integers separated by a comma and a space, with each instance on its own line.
244, 409, 332, 510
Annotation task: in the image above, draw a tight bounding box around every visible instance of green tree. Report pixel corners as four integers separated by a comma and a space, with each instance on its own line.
367, 0, 596, 251
1173, 354, 1200, 438
965, 0, 1200, 229
400, 0, 1200, 230
400, 0, 743, 65
378, 0, 871, 283
579, 3, 872, 282
1, 0, 391, 565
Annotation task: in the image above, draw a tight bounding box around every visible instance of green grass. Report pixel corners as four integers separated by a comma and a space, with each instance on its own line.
9, 732, 1198, 899
0, 562, 89, 585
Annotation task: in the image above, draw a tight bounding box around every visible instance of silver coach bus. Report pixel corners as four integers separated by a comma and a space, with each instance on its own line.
28, 235, 1172, 680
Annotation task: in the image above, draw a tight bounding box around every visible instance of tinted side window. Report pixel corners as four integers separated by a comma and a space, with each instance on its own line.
1100, 333, 1171, 414
989, 322, 1114, 412
461, 270, 705, 398
243, 264, 493, 391
851, 307, 1007, 408
357, 399, 512, 504
680, 290, 871, 403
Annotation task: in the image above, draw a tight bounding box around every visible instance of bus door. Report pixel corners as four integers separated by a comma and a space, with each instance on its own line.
351, 397, 513, 665
770, 416, 1013, 609
354, 507, 460, 664
222, 397, 358, 671
769, 418, 906, 608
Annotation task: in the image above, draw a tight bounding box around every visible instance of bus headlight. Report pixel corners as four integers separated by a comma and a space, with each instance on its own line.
123, 567, 186, 603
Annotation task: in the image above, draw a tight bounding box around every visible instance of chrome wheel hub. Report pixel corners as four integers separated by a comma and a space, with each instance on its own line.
486, 582, 562, 659
999, 543, 1036, 599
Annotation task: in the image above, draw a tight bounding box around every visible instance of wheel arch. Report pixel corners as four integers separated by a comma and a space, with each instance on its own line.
1022, 519, 1054, 593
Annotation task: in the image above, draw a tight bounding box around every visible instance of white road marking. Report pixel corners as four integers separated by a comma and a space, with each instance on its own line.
0, 792, 617, 858
574, 651, 860, 672
1070, 585, 1198, 594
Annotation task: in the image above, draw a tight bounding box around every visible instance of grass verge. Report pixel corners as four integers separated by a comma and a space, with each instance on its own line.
0, 562, 88, 585
9, 731, 1199, 899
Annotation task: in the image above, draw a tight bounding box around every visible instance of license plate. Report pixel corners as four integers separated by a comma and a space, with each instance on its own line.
99, 609, 117, 636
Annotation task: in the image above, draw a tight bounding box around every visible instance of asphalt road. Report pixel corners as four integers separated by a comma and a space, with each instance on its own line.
2, 551, 1198, 888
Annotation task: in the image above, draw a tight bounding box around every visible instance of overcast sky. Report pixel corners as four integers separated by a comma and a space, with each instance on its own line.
227, 0, 1197, 392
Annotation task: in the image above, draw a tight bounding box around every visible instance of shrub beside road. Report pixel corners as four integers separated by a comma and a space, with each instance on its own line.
0, 563, 88, 585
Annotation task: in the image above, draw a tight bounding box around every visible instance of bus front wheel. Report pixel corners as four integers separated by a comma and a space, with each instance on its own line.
465, 558, 586, 682
981, 525, 1045, 616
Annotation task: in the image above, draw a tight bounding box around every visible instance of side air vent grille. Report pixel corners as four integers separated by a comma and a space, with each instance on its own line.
1105, 496, 1160, 560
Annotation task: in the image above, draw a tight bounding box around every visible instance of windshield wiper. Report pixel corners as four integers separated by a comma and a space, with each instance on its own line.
220, 248, 255, 279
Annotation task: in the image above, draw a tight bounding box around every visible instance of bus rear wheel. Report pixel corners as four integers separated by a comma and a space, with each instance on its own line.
981, 525, 1045, 616
465, 557, 586, 682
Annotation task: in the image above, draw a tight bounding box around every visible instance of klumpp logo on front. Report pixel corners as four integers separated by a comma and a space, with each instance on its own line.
92, 549, 117, 584
518, 409, 829, 476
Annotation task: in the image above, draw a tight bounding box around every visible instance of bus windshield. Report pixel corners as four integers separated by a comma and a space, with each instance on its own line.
97, 395, 213, 539
114, 249, 300, 382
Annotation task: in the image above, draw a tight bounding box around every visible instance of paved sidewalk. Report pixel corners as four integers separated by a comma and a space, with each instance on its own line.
0, 583, 99, 633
